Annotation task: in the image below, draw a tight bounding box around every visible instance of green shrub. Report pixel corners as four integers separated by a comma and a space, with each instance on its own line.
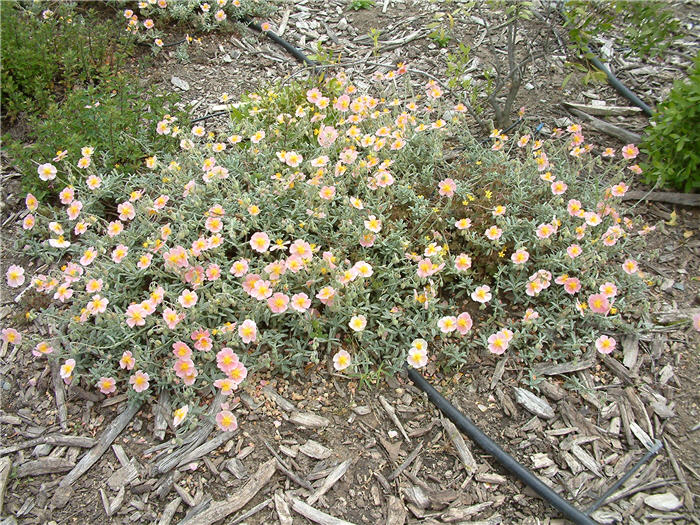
8, 72, 651, 432
0, 1, 133, 119
641, 53, 700, 192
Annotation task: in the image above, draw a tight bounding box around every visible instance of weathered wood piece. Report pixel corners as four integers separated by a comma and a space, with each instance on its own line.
441, 418, 477, 473
300, 439, 332, 460
288, 412, 330, 428
441, 502, 493, 521
622, 191, 700, 207
51, 401, 141, 507
379, 395, 410, 442
263, 386, 296, 412
228, 498, 271, 525
663, 437, 694, 512
154, 390, 171, 441
0, 457, 12, 514
50, 362, 68, 431
263, 441, 313, 491
533, 352, 596, 376
565, 107, 642, 143
562, 101, 642, 116
290, 496, 358, 525
386, 495, 407, 525
177, 458, 275, 525
274, 490, 293, 525
307, 459, 352, 505
176, 431, 234, 469
158, 497, 182, 525
513, 388, 555, 419
16, 457, 75, 477
0, 434, 95, 456
387, 441, 424, 481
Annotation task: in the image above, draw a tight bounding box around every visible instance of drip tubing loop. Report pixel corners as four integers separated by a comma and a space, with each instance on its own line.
406, 366, 596, 525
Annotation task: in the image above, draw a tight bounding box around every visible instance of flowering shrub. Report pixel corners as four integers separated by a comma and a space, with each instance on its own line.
8, 69, 653, 431
111, 0, 275, 46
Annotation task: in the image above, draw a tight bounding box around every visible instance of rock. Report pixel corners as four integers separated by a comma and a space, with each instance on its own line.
644, 492, 682, 511
513, 388, 555, 419
171, 76, 190, 91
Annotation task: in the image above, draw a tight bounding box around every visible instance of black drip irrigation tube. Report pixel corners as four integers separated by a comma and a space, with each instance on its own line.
585, 46, 653, 117
405, 366, 597, 525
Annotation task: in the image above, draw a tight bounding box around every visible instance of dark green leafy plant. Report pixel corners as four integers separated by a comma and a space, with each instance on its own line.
0, 1, 134, 120
641, 53, 700, 192
348, 0, 375, 11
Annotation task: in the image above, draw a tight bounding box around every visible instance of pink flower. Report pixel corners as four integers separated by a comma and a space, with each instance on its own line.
693, 312, 700, 332
438, 178, 457, 197
319, 186, 336, 200
471, 285, 492, 304
333, 349, 352, 371
119, 351, 135, 370
228, 362, 247, 385
291, 293, 311, 312
230, 259, 249, 277
622, 259, 639, 275
111, 244, 128, 264
485, 226, 503, 241
316, 286, 337, 306
216, 410, 238, 432
163, 308, 183, 330
551, 180, 567, 195
595, 335, 616, 354
567, 199, 583, 217
438, 316, 458, 333
487, 332, 508, 355
407, 347, 428, 368
173, 405, 189, 427
125, 304, 147, 327
206, 264, 221, 281
1, 328, 22, 346
97, 377, 116, 395
250, 232, 270, 253
238, 319, 257, 344
172, 341, 192, 360
564, 277, 581, 295
178, 289, 198, 309
6, 265, 25, 288
511, 249, 529, 265
60, 358, 76, 381
454, 253, 472, 272
217, 347, 239, 374
268, 292, 290, 314
318, 125, 338, 147
173, 358, 196, 379
621, 144, 639, 160
566, 244, 582, 258
535, 223, 555, 239
588, 293, 611, 315
599, 282, 618, 297
523, 308, 539, 322
348, 315, 367, 332
129, 370, 150, 393
456, 312, 473, 335
359, 233, 376, 247
37, 163, 57, 181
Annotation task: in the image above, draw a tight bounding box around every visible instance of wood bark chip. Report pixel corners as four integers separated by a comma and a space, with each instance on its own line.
532, 352, 596, 376
0, 457, 12, 514
262, 386, 296, 412
441, 418, 477, 474
441, 501, 493, 522
158, 497, 182, 525
564, 107, 642, 143
263, 440, 313, 491
290, 496, 358, 525
16, 457, 75, 477
0, 434, 95, 456
387, 441, 424, 481
379, 395, 410, 442
622, 191, 700, 207
51, 400, 141, 507
176, 430, 234, 469
299, 439, 332, 460
50, 361, 68, 431
178, 458, 275, 525
562, 101, 642, 116
154, 390, 171, 441
663, 437, 694, 512
386, 495, 407, 525
513, 388, 554, 419
227, 498, 271, 525
274, 490, 293, 525
289, 411, 330, 428
307, 459, 352, 505
599, 353, 634, 385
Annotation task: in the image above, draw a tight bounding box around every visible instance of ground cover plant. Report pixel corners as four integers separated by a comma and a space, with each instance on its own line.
1, 1, 186, 199
6, 66, 655, 433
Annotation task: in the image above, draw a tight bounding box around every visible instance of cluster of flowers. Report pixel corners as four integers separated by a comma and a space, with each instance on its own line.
116, 0, 273, 47
5, 65, 673, 432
